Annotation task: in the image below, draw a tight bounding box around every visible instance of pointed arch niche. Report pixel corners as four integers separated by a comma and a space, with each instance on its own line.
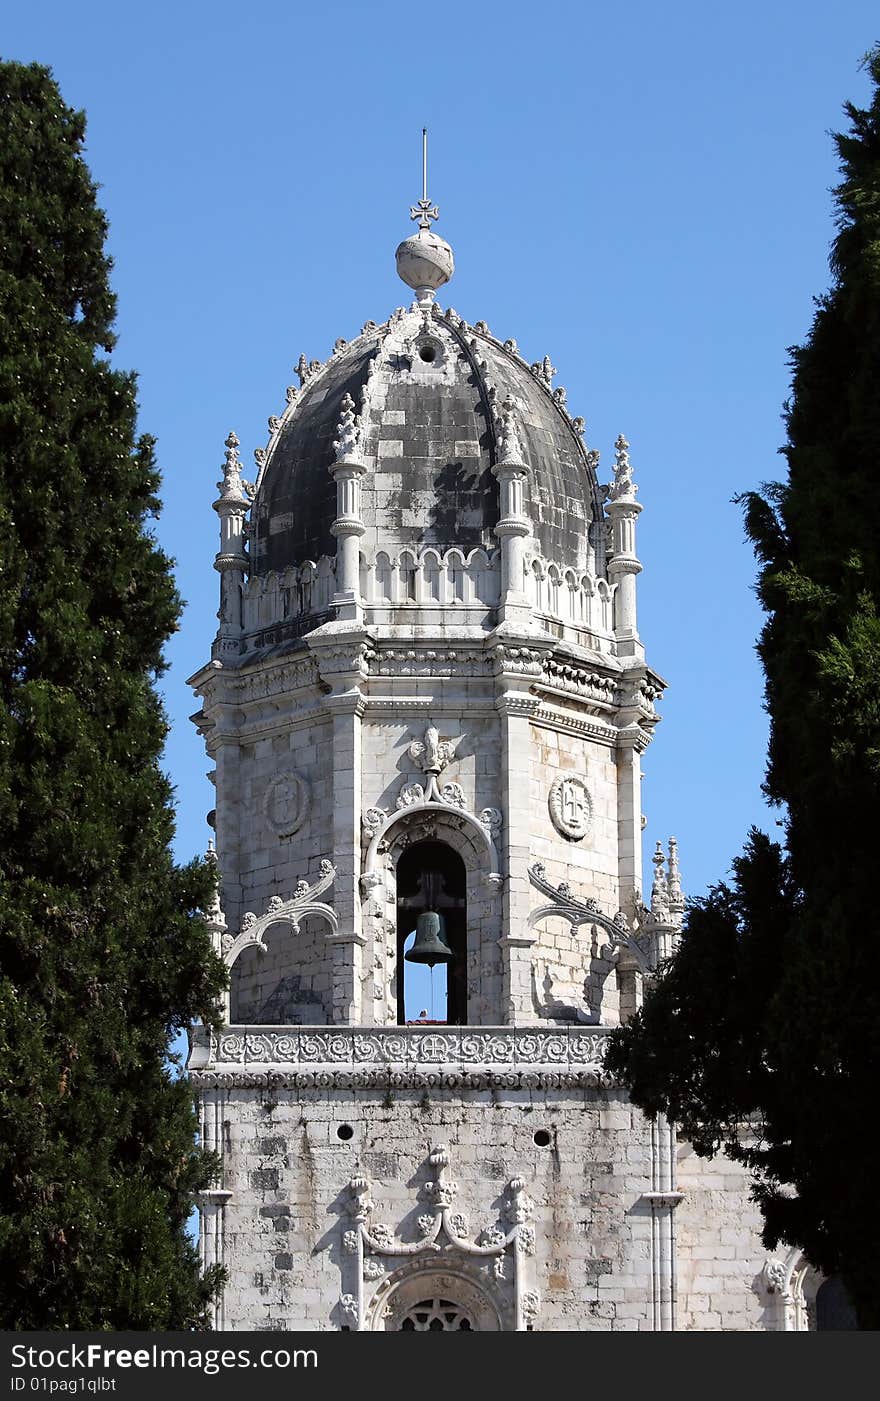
361, 804, 504, 1027
762, 1249, 858, 1330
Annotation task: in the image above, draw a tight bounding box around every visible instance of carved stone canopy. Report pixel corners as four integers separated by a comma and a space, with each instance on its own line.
340, 1145, 539, 1331
223, 861, 338, 968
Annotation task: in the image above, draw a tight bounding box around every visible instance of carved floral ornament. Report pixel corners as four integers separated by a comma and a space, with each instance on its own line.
360, 726, 503, 890
340, 1146, 539, 1331
188, 1025, 615, 1094
220, 861, 338, 968
527, 863, 652, 974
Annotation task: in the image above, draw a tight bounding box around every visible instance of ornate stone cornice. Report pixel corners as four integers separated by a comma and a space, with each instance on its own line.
369, 647, 492, 679
531, 703, 620, 748
188, 1025, 614, 1089
188, 654, 321, 706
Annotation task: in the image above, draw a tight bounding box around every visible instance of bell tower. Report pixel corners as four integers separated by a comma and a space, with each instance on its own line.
188, 171, 777, 1331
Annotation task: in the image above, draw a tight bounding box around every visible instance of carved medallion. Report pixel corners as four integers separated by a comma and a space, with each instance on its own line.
264, 769, 311, 837
548, 775, 592, 842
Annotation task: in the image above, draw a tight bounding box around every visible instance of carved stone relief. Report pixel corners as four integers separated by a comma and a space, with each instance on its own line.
340, 1146, 537, 1332
263, 769, 311, 837
547, 773, 592, 841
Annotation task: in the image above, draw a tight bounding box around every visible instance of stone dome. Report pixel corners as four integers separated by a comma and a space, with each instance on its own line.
250, 305, 604, 579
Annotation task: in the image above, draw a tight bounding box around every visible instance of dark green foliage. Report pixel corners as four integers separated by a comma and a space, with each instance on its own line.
606, 49, 880, 1328
0, 60, 227, 1328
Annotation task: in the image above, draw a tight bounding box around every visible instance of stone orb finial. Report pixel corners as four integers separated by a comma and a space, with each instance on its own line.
395, 229, 455, 302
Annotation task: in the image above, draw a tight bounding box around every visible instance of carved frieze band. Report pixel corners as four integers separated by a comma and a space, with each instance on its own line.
189, 1026, 612, 1089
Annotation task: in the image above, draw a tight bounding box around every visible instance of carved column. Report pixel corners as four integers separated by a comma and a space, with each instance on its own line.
198, 1087, 232, 1328
492, 395, 532, 627
644, 1113, 683, 1331
329, 393, 367, 624
204, 841, 232, 1022
309, 631, 370, 1022
212, 431, 251, 660
605, 435, 644, 662
203, 697, 244, 942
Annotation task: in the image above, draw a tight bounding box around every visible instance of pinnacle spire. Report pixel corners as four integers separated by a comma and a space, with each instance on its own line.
396, 128, 454, 304
410, 128, 440, 231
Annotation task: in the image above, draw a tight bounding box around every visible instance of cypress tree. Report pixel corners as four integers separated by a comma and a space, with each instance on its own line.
606, 49, 880, 1328
0, 60, 226, 1328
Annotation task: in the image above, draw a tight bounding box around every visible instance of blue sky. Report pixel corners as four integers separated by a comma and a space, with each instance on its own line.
4, 0, 877, 907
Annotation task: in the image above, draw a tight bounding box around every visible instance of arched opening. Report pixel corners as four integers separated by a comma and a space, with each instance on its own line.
396, 840, 467, 1025
815, 1276, 858, 1330
370, 1265, 504, 1331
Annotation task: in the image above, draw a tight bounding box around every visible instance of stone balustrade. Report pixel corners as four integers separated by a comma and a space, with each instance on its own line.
188, 1023, 613, 1089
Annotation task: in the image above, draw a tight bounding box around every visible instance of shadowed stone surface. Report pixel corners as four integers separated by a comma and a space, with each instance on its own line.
251, 315, 602, 576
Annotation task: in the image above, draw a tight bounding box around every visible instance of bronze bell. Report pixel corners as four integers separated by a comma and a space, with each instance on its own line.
404, 910, 454, 967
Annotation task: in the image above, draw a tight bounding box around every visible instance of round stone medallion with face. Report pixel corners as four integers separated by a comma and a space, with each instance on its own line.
548, 775, 592, 842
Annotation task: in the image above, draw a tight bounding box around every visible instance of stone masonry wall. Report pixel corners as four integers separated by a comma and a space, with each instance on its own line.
206, 1085, 768, 1332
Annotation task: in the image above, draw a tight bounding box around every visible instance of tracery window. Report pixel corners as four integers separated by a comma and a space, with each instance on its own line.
398, 1298, 474, 1331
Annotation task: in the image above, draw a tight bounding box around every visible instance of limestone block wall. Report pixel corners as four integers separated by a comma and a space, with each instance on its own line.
202, 1085, 769, 1332
360, 711, 500, 819
231, 915, 333, 1025
675, 1143, 774, 1331
528, 722, 619, 904
226, 712, 333, 924
525, 722, 623, 1023
529, 914, 618, 1023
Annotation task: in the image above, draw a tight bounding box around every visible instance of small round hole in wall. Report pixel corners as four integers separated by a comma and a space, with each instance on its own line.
337, 1124, 354, 1141
533, 1129, 551, 1148
418, 343, 437, 363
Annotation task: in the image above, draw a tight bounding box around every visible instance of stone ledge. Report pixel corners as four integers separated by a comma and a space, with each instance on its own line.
189, 1067, 615, 1090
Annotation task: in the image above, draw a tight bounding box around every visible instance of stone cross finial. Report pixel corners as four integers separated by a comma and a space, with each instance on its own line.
410, 126, 440, 230
609, 433, 636, 502
411, 198, 440, 230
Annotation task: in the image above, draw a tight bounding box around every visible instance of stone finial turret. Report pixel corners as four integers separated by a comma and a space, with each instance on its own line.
492, 393, 531, 622
605, 432, 643, 656
333, 392, 364, 465
650, 840, 669, 920
667, 837, 685, 917
212, 431, 251, 659
203, 838, 229, 960
609, 433, 636, 502
496, 392, 525, 466
328, 396, 368, 622
216, 430, 250, 504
